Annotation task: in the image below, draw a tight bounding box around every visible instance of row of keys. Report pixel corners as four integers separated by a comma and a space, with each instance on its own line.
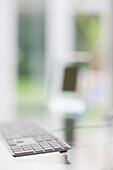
5, 133, 57, 144
9, 139, 70, 156
6, 134, 55, 146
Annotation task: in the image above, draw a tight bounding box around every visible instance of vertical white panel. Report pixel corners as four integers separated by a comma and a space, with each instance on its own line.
104, 0, 113, 110
0, 0, 18, 121
44, 0, 75, 98
45, 0, 75, 59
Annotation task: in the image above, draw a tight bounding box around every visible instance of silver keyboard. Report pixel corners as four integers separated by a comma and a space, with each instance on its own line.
0, 119, 71, 157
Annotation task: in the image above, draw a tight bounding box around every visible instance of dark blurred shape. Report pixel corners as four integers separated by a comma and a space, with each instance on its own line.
63, 65, 79, 92
64, 117, 75, 146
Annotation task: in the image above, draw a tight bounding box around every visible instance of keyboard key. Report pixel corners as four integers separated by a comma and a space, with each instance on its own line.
10, 145, 21, 149
21, 145, 33, 151
48, 140, 63, 150
57, 140, 70, 149
33, 136, 43, 142
48, 140, 60, 146
30, 143, 44, 152
39, 141, 50, 148
11, 146, 23, 152
43, 147, 53, 152
12, 148, 23, 152
30, 144, 42, 149
7, 139, 16, 146
33, 148, 44, 153
16, 140, 24, 144
42, 134, 52, 141
30, 143, 40, 147
14, 150, 34, 157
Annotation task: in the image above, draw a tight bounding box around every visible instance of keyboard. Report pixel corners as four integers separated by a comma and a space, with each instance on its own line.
0, 119, 71, 157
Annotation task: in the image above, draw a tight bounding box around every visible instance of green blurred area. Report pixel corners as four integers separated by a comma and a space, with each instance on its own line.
18, 13, 44, 77
18, 12, 45, 107
17, 77, 45, 118
18, 78, 44, 105
76, 14, 100, 52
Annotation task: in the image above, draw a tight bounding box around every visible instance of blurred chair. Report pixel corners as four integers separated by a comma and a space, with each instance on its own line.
47, 52, 90, 113
46, 52, 91, 144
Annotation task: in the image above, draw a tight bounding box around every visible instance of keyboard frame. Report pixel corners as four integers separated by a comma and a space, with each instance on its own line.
0, 120, 71, 157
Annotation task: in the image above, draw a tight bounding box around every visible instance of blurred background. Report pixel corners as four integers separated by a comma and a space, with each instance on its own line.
0, 0, 112, 121
1, 0, 113, 168
0, 0, 113, 124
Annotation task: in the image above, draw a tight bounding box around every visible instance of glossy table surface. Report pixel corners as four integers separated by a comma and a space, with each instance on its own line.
0, 119, 113, 170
